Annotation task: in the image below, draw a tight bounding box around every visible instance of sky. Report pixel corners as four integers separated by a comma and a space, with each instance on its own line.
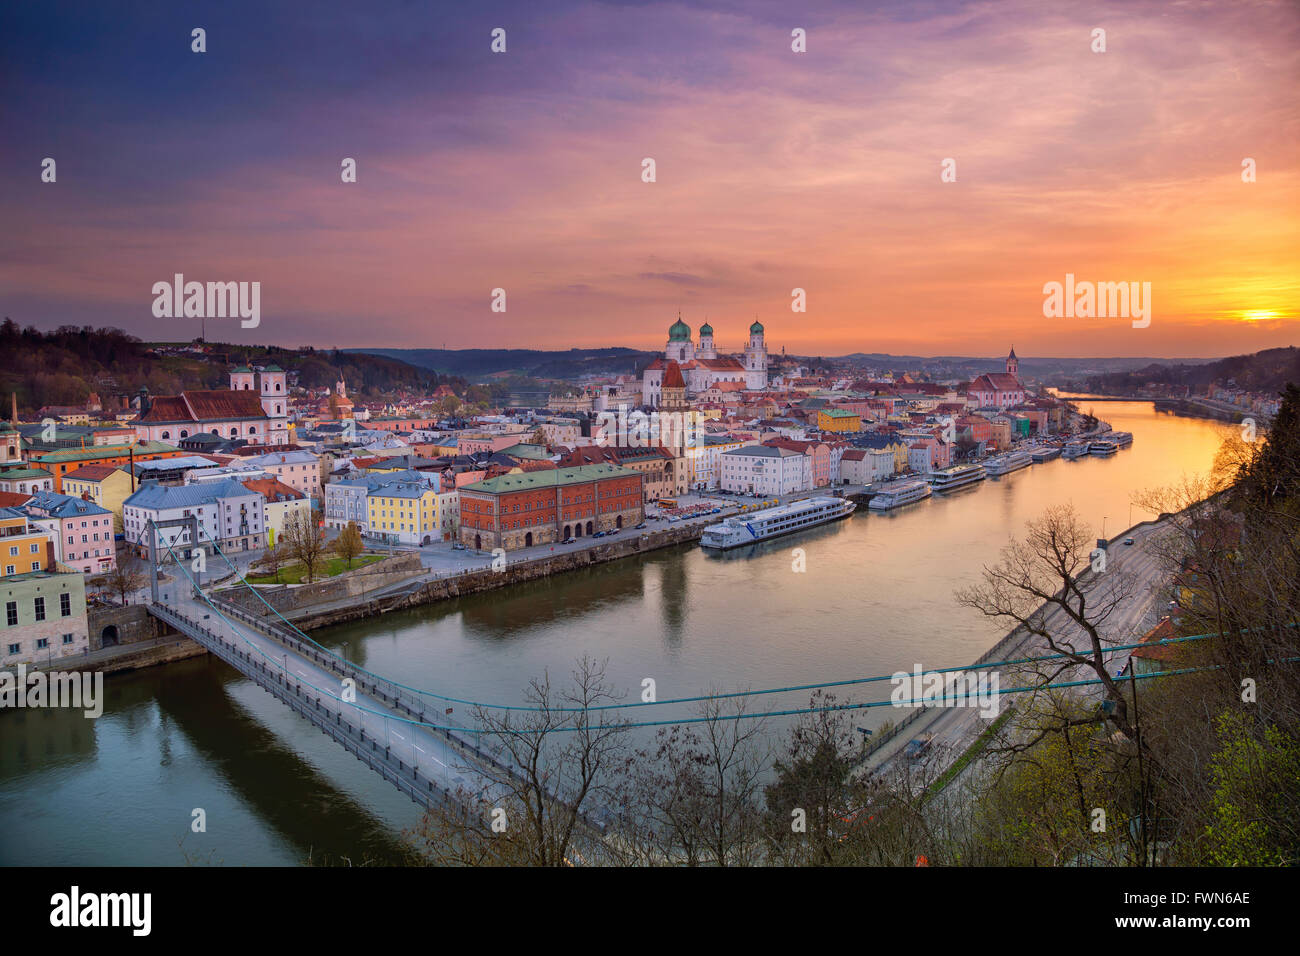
1, 0, 1297, 359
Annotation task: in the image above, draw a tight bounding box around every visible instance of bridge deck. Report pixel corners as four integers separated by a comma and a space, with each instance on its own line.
149, 592, 513, 815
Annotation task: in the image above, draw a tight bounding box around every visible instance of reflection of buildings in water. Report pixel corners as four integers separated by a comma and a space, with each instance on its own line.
0, 702, 98, 777
658, 552, 688, 650
454, 561, 648, 643
149, 661, 409, 864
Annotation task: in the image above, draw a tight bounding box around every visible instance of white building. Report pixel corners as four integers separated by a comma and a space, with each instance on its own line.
686, 434, 753, 490
719, 445, 808, 496
839, 448, 895, 484
123, 479, 266, 557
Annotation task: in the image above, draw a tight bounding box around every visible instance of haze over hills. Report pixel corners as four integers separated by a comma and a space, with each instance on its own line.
1075, 346, 1300, 395
352, 347, 1216, 383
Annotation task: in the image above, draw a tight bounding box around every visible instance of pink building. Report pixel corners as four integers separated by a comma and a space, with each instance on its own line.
23, 490, 117, 575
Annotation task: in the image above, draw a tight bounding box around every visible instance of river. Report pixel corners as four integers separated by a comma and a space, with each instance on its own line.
0, 400, 1231, 865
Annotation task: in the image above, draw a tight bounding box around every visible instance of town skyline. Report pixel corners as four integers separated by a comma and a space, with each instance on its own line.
3, 0, 1297, 358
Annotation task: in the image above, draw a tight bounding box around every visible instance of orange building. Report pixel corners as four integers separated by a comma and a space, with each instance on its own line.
29, 441, 186, 493
0, 511, 55, 577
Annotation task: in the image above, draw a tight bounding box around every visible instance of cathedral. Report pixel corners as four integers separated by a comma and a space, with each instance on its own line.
641, 313, 768, 407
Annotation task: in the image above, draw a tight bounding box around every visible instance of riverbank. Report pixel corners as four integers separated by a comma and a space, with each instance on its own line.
225, 521, 714, 630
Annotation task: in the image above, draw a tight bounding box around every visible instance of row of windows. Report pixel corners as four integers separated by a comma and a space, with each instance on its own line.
6, 633, 76, 654
4, 593, 72, 625
4, 562, 40, 574
7, 544, 40, 556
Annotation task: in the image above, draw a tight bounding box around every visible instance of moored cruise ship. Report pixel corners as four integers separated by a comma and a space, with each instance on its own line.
700, 496, 856, 550
868, 479, 933, 511
926, 462, 987, 492
1030, 445, 1061, 463
1062, 441, 1091, 460
984, 451, 1033, 476
1110, 431, 1134, 447
1089, 440, 1118, 457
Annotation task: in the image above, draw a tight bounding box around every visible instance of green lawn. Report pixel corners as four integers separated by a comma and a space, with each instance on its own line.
247, 553, 385, 584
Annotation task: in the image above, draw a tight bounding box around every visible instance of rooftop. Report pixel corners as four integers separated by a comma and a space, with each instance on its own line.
462, 463, 639, 494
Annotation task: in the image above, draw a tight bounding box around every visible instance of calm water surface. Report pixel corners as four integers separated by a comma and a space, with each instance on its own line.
0, 401, 1230, 865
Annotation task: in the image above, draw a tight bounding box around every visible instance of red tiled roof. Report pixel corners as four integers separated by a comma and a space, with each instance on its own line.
663, 361, 686, 389
693, 356, 745, 371
139, 390, 270, 424
63, 464, 119, 482
970, 374, 1022, 392
0, 490, 32, 508
241, 477, 305, 502
516, 459, 557, 472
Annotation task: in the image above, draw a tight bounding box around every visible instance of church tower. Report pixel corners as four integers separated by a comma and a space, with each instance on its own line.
1006, 346, 1019, 379
665, 312, 694, 364
696, 321, 717, 359
660, 361, 687, 411
743, 319, 768, 390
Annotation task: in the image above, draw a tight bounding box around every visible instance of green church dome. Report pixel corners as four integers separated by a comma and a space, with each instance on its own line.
699, 323, 713, 336
749, 320, 764, 334
668, 314, 691, 341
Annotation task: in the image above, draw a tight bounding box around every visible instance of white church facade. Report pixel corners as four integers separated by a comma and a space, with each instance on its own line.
642, 314, 769, 408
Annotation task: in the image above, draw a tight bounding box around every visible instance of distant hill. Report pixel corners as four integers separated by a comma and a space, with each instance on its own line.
0, 320, 463, 417
1075, 347, 1299, 395
352, 347, 658, 380
355, 346, 1214, 385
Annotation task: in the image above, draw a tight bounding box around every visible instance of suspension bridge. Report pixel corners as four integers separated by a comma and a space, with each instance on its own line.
143, 516, 542, 821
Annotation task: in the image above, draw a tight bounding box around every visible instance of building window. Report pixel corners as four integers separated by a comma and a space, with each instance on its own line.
5, 603, 15, 627
62, 633, 74, 645
36, 638, 49, 650
60, 593, 71, 617
34, 597, 45, 622
6, 643, 18, 654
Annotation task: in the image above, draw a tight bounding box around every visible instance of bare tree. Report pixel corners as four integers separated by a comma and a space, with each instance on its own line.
92, 553, 147, 606
415, 655, 629, 867
620, 693, 769, 866
282, 509, 326, 583
956, 504, 1142, 743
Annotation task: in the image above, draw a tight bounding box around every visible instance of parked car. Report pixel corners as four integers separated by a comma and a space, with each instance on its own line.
634, 522, 646, 530
1123, 537, 1135, 546
903, 734, 934, 760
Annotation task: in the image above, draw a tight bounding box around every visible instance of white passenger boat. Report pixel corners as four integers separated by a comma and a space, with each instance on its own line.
983, 451, 1033, 476
1030, 446, 1061, 463
699, 496, 856, 550
868, 479, 933, 511
1089, 440, 1118, 457
1110, 431, 1133, 447
926, 462, 987, 492
1062, 441, 1091, 460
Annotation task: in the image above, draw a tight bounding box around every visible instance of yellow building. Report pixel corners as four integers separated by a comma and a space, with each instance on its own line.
365, 482, 440, 545
0, 512, 55, 577
61, 464, 134, 533
817, 409, 862, 433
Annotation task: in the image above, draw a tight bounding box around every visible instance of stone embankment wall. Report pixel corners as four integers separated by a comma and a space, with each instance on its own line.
73, 604, 207, 674
218, 552, 424, 617
287, 523, 708, 630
